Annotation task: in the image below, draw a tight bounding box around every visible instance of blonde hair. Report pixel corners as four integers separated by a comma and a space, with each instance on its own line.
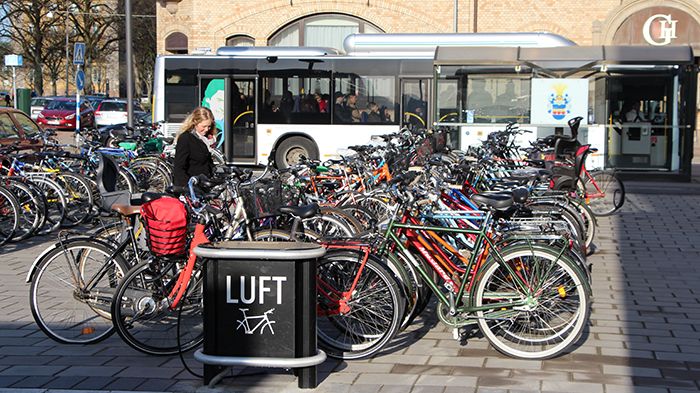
177, 106, 216, 139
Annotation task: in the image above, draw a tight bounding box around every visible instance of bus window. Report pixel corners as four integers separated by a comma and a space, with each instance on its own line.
333, 74, 397, 124
402, 79, 428, 129
436, 77, 460, 123
466, 76, 530, 124
259, 74, 330, 124
165, 70, 198, 123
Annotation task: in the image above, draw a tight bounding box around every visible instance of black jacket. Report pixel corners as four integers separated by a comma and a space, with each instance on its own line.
173, 131, 214, 187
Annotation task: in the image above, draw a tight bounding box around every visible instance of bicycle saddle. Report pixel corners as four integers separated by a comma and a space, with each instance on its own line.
471, 193, 514, 210
140, 192, 167, 204
278, 203, 319, 219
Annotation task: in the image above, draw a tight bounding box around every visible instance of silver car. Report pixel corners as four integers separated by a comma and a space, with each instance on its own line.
30, 97, 55, 120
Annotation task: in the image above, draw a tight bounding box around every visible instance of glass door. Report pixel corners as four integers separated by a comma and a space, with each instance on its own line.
401, 79, 429, 130
230, 77, 256, 162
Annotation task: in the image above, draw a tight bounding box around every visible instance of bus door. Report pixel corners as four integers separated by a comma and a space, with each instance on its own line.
400, 79, 430, 131
229, 77, 256, 164
199, 75, 256, 163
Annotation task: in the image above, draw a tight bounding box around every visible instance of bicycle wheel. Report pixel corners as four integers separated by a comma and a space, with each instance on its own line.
584, 170, 625, 216
0, 185, 19, 247
29, 240, 129, 344
303, 212, 355, 240
316, 250, 404, 359
29, 176, 67, 235
129, 160, 171, 193
111, 260, 204, 356
4, 179, 43, 241
473, 245, 590, 359
55, 173, 95, 227
341, 204, 376, 231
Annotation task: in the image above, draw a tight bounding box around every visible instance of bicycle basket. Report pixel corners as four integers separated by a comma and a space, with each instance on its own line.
140, 196, 188, 256
239, 178, 283, 219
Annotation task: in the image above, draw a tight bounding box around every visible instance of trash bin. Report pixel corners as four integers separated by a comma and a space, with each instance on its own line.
16, 88, 31, 115
193, 241, 327, 389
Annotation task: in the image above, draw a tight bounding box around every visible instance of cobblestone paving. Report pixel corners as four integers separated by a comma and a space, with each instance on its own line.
1, 187, 699, 393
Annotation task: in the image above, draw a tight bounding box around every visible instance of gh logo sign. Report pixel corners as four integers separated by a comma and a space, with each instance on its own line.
643, 14, 678, 46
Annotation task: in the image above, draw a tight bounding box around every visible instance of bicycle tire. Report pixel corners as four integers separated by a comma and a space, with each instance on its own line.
111, 260, 204, 356
584, 170, 625, 216
4, 178, 43, 241
29, 176, 67, 235
316, 250, 404, 360
0, 185, 19, 246
55, 172, 95, 227
29, 240, 129, 344
129, 160, 171, 193
473, 245, 590, 359
318, 206, 364, 235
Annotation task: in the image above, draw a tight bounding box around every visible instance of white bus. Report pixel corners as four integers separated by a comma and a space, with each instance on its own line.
152, 33, 575, 167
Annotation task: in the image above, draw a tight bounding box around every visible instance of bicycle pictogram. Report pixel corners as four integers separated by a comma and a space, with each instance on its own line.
235, 308, 276, 335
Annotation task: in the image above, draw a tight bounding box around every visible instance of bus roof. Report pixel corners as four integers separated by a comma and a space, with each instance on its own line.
343, 32, 576, 56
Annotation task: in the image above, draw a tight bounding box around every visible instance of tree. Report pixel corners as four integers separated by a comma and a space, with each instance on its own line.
69, 0, 121, 95
42, 25, 70, 96
0, 0, 65, 96
132, 0, 155, 100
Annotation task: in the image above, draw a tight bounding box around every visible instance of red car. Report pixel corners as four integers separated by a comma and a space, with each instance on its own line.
36, 97, 95, 130
0, 107, 44, 150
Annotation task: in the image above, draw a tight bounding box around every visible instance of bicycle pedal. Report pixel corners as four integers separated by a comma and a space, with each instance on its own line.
453, 328, 459, 340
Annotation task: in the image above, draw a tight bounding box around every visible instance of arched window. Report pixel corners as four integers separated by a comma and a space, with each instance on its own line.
226, 35, 255, 47
269, 14, 382, 50
165, 32, 188, 54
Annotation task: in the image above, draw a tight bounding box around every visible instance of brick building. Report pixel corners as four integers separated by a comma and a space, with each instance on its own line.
155, 0, 700, 168
155, 0, 699, 52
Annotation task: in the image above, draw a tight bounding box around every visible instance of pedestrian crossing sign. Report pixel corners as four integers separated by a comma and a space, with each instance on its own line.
73, 43, 85, 65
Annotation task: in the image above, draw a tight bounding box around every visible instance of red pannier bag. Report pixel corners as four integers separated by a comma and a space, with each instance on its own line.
140, 197, 188, 256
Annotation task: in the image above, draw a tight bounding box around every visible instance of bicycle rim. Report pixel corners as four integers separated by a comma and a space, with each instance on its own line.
111, 261, 204, 355
316, 252, 403, 359
585, 171, 625, 216
474, 246, 590, 359
30, 241, 128, 344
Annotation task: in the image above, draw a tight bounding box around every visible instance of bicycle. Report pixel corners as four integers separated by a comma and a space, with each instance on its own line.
316, 175, 592, 360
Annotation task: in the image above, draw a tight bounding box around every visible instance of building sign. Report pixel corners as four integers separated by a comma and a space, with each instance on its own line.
643, 14, 678, 45
530, 78, 589, 125
612, 6, 700, 47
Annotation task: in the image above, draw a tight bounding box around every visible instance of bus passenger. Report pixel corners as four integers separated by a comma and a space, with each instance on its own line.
315, 93, 327, 113
347, 93, 361, 122
381, 106, 392, 123
173, 107, 216, 187
334, 92, 351, 122
367, 102, 382, 123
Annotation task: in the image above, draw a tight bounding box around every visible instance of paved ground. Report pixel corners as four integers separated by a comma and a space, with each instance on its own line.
1, 179, 700, 392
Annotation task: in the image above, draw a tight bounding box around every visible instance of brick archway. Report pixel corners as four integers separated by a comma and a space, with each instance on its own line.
600, 0, 700, 45
214, 0, 451, 44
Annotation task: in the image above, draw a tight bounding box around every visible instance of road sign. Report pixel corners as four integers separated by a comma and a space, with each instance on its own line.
73, 43, 85, 65
76, 69, 85, 91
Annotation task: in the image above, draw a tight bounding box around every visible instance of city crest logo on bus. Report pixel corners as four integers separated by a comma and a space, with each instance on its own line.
547, 84, 571, 120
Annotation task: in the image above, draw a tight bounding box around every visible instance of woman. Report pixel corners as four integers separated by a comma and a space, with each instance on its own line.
173, 107, 216, 187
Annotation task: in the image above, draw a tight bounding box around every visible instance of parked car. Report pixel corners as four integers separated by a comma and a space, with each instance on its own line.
30, 97, 55, 120
97, 111, 152, 145
36, 97, 95, 130
85, 95, 107, 110
0, 107, 44, 149
94, 99, 146, 127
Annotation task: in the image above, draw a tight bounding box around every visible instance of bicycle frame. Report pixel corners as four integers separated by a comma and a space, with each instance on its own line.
378, 208, 570, 319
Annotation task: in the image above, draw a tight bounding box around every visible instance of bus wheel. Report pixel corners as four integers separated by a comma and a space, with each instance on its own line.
275, 136, 317, 168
